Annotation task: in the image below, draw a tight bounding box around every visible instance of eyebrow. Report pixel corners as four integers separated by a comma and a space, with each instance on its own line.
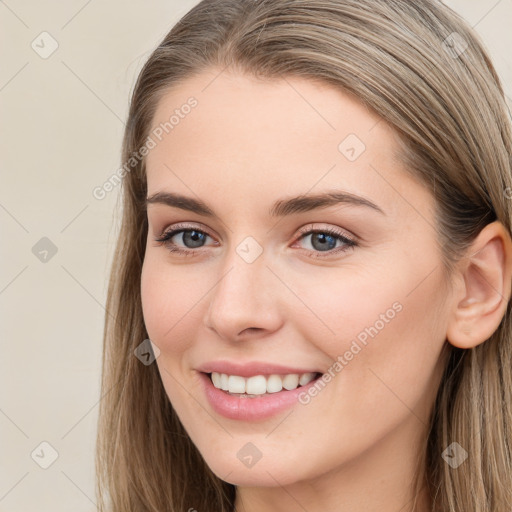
146, 190, 385, 217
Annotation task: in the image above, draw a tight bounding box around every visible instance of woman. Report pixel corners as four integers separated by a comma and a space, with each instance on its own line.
95, 1, 512, 510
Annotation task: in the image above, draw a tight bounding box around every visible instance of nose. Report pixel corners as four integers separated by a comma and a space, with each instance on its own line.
203, 247, 283, 341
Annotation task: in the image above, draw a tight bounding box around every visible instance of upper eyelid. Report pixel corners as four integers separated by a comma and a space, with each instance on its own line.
156, 222, 213, 238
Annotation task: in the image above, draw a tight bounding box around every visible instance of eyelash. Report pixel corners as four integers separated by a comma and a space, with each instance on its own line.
153, 223, 357, 259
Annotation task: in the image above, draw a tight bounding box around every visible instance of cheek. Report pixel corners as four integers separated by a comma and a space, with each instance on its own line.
140, 254, 210, 415
140, 253, 208, 353
288, 265, 407, 358
296, 260, 447, 421
309, 250, 448, 360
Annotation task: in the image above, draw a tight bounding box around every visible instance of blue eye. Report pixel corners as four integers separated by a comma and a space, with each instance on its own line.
296, 228, 357, 257
154, 224, 357, 258
154, 226, 214, 256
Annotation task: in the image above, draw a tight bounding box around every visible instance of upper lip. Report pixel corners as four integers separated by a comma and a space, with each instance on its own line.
196, 360, 323, 378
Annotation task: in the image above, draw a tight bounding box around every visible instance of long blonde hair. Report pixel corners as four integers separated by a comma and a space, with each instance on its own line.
95, 1, 512, 510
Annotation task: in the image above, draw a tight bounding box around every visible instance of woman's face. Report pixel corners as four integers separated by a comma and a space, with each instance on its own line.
141, 68, 452, 488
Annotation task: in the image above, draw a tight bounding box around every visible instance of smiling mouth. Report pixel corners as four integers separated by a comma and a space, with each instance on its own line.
206, 371, 323, 397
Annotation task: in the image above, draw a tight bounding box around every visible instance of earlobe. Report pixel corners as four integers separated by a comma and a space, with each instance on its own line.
446, 220, 512, 349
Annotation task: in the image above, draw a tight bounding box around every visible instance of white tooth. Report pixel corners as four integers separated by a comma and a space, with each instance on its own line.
211, 372, 221, 388
299, 372, 317, 386
228, 375, 246, 393
282, 373, 299, 390
220, 373, 229, 391
213, 372, 318, 393
246, 375, 267, 395
266, 374, 283, 393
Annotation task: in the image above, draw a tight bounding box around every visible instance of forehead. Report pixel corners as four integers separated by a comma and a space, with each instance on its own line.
144, 69, 429, 221
147, 69, 383, 161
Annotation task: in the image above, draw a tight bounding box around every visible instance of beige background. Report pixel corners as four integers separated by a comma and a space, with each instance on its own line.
1, 1, 511, 510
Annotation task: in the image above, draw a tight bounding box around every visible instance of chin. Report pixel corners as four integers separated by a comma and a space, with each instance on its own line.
204, 454, 307, 487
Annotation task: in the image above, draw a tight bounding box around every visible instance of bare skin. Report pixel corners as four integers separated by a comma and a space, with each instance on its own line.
140, 68, 512, 512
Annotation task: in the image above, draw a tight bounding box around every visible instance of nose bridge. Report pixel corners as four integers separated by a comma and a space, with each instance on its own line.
204, 237, 281, 339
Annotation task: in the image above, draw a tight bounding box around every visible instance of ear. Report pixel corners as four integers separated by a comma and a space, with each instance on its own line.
446, 220, 512, 349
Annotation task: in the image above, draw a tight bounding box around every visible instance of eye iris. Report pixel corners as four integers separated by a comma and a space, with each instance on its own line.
183, 230, 206, 248
311, 233, 337, 251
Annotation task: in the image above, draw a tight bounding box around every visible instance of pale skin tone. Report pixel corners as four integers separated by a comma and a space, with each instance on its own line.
140, 68, 512, 512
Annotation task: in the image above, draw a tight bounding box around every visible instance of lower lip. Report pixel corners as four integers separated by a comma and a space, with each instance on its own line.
198, 371, 322, 421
